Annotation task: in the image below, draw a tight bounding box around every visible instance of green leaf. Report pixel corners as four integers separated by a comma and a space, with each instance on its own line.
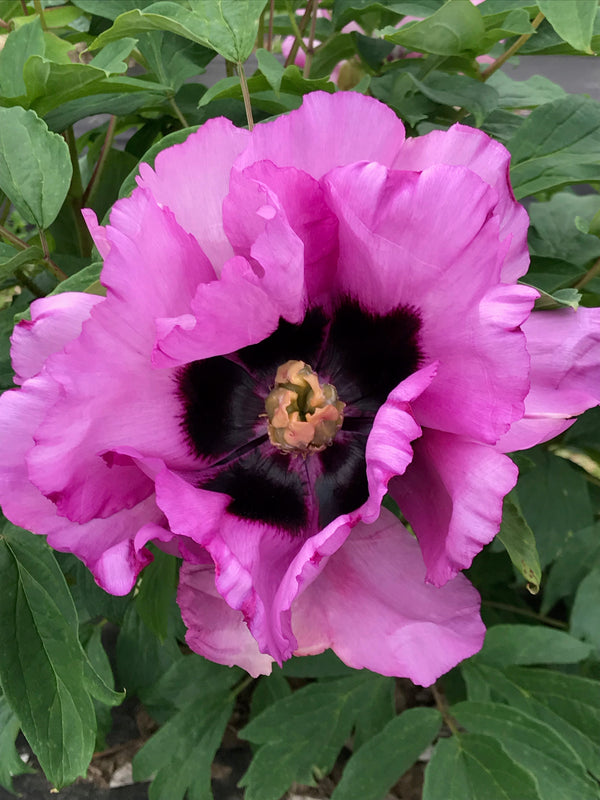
528, 192, 600, 267
91, 0, 268, 62
571, 568, 600, 653
249, 670, 292, 723
240, 674, 385, 800
516, 449, 594, 568
0, 106, 72, 229
0, 242, 45, 281
135, 547, 178, 641
486, 71, 566, 109
72, 0, 157, 19
47, 262, 103, 296
543, 523, 600, 612
452, 702, 600, 800
0, 694, 32, 791
473, 624, 593, 668
0, 16, 45, 98
256, 47, 285, 94
88, 37, 138, 73
0, 523, 96, 788
331, 708, 441, 800
44, 90, 164, 132
533, 286, 582, 310
423, 733, 541, 800
497, 494, 542, 593
537, 0, 596, 53
281, 649, 354, 678
411, 71, 499, 126
378, 0, 486, 56
83, 624, 120, 749
465, 664, 600, 779
137, 30, 215, 93
509, 96, 600, 199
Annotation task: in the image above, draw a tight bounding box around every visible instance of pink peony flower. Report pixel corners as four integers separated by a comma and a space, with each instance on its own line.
1, 93, 599, 686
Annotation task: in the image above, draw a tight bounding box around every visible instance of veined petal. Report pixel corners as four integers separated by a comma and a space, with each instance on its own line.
136, 117, 250, 271
178, 562, 274, 677
292, 508, 485, 686
498, 306, 600, 451
235, 91, 406, 179
392, 123, 529, 282
391, 430, 518, 586
11, 292, 102, 385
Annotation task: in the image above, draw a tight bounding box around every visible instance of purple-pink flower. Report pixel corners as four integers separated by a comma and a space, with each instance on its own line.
1, 92, 599, 686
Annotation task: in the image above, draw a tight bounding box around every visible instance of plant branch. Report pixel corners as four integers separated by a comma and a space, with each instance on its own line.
39, 228, 68, 281
574, 256, 600, 290
19, 0, 29, 15
303, 0, 319, 79
15, 268, 45, 298
33, 0, 48, 30
483, 600, 568, 629
267, 0, 275, 51
82, 116, 116, 206
431, 684, 459, 735
0, 224, 27, 250
238, 61, 254, 131
168, 96, 189, 129
284, 1, 311, 67
480, 12, 545, 81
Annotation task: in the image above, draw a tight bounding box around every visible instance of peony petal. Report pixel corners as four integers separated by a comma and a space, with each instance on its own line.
393, 123, 529, 282
292, 508, 486, 685
136, 117, 249, 270
390, 429, 518, 586
178, 562, 274, 677
152, 255, 281, 368
11, 292, 102, 385
235, 91, 406, 179
498, 306, 600, 451
82, 208, 110, 258
323, 161, 536, 442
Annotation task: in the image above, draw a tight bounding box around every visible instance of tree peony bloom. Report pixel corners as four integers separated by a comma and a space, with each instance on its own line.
1, 92, 599, 686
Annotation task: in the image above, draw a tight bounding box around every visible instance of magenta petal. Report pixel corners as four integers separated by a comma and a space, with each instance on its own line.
393, 123, 529, 282
81, 208, 110, 258
137, 117, 249, 270
391, 430, 518, 586
498, 306, 600, 451
153, 255, 280, 368
292, 508, 485, 685
11, 292, 102, 384
235, 92, 406, 179
178, 562, 274, 677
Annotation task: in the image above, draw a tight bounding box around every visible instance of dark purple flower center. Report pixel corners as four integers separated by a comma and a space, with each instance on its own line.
177, 300, 422, 537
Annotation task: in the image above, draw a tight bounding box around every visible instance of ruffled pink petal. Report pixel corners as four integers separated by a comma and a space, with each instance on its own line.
390, 430, 518, 586
292, 508, 485, 685
225, 160, 338, 312
235, 91, 406, 180
322, 160, 536, 443
498, 306, 600, 452
82, 208, 110, 258
11, 292, 102, 385
136, 117, 250, 271
178, 562, 274, 677
152, 255, 280, 368
392, 123, 529, 282
0, 380, 166, 594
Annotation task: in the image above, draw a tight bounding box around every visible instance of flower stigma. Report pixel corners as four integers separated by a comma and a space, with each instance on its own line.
265, 360, 345, 455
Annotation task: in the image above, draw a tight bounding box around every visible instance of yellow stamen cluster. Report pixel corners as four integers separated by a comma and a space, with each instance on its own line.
265, 360, 345, 455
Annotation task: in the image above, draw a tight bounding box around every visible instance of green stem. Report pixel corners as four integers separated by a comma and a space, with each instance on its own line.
574, 256, 600, 290
229, 674, 254, 700
431, 684, 459, 735
83, 115, 116, 206
0, 224, 27, 250
303, 0, 319, 79
39, 227, 68, 281
19, 0, 29, 15
238, 61, 254, 131
284, 1, 311, 67
64, 126, 92, 258
168, 96, 189, 129
483, 600, 568, 630
33, 0, 47, 30
267, 0, 275, 51
257, 5, 265, 49
480, 12, 545, 81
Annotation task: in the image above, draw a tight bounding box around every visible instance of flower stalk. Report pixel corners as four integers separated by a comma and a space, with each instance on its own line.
238, 61, 254, 131
480, 12, 545, 81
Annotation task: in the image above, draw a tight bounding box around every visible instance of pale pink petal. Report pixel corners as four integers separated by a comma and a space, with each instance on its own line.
136, 117, 250, 270
152, 255, 280, 368
178, 562, 274, 677
392, 123, 529, 282
292, 508, 485, 685
235, 91, 406, 179
11, 292, 102, 385
498, 306, 600, 451
390, 430, 518, 586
